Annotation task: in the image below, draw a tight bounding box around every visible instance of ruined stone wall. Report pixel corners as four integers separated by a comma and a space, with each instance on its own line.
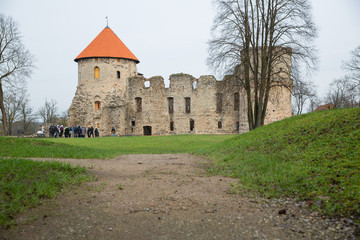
126, 74, 249, 135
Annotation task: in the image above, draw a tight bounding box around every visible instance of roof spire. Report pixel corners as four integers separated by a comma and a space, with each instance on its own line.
105, 16, 109, 28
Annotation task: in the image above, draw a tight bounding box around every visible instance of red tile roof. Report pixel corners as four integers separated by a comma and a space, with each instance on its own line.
315, 104, 335, 111
75, 27, 139, 63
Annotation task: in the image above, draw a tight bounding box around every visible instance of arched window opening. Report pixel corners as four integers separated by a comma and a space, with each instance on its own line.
117, 71, 121, 79
94, 67, 100, 79
135, 97, 142, 112
95, 101, 101, 110
234, 92, 240, 111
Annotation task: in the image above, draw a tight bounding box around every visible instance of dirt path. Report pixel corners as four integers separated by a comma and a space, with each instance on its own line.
1, 154, 358, 240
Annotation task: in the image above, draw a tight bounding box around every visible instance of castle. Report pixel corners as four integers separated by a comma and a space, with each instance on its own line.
68, 26, 292, 136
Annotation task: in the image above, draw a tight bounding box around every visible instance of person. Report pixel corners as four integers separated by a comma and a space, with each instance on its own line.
81, 126, 86, 137
54, 125, 59, 138
59, 125, 64, 137
89, 126, 94, 137
49, 125, 54, 137
64, 127, 70, 138
95, 128, 99, 137
111, 127, 116, 137
77, 126, 81, 137
87, 127, 91, 138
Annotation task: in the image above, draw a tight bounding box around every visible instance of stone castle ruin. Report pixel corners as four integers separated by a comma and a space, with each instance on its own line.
68, 26, 292, 136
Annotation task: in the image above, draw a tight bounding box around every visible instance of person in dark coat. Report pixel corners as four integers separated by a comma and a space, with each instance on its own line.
95, 128, 99, 137
81, 127, 86, 137
64, 127, 70, 138
54, 126, 59, 138
89, 126, 94, 137
77, 126, 81, 137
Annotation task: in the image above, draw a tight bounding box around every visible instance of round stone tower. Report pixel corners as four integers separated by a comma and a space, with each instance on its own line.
68, 26, 139, 136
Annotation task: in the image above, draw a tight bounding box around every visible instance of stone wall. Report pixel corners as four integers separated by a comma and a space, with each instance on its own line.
126, 74, 250, 136
68, 58, 292, 136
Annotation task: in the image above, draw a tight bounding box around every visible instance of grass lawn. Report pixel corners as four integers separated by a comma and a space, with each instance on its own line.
0, 158, 93, 227
200, 108, 360, 217
0, 134, 234, 159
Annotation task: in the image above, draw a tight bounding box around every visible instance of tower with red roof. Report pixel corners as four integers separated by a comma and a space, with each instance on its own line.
68, 26, 140, 134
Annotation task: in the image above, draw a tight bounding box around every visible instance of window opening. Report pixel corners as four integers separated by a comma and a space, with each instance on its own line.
216, 93, 223, 113
236, 121, 240, 131
234, 92, 240, 111
95, 101, 101, 110
218, 121, 222, 129
185, 97, 191, 113
168, 97, 174, 114
131, 121, 136, 126
190, 119, 195, 131
170, 121, 174, 131
94, 67, 100, 79
117, 71, 121, 79
192, 81, 197, 90
135, 97, 142, 112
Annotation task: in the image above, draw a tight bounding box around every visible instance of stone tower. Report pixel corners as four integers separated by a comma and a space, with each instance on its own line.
68, 26, 139, 136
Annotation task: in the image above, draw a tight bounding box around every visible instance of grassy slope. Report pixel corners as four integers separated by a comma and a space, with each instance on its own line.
0, 134, 233, 159
0, 158, 93, 227
200, 108, 360, 217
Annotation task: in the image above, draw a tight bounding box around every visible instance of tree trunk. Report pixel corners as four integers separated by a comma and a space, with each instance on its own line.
0, 81, 8, 135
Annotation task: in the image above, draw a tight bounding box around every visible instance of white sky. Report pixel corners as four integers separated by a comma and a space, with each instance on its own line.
2, 0, 360, 112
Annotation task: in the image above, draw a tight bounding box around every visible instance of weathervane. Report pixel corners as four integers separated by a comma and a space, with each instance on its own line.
106, 16, 109, 27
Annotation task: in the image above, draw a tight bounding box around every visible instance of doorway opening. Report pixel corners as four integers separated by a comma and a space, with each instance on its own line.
143, 126, 152, 136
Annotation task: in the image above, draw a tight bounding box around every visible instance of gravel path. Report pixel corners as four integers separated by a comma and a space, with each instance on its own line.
1, 154, 358, 240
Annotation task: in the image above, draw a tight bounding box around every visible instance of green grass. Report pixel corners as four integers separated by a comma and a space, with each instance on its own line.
0, 158, 93, 227
200, 108, 360, 217
0, 134, 233, 159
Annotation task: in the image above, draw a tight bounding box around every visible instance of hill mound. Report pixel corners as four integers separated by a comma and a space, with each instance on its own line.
201, 108, 360, 217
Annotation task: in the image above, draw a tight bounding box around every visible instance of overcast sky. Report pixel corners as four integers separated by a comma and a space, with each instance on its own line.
2, 0, 360, 113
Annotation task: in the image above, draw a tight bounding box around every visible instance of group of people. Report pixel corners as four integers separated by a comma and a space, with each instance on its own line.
48, 125, 99, 138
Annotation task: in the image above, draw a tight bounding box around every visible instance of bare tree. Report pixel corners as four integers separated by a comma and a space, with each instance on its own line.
38, 99, 59, 124
325, 78, 359, 108
0, 14, 35, 135
292, 77, 317, 115
307, 95, 321, 112
19, 94, 36, 134
343, 45, 360, 88
57, 111, 68, 126
2, 87, 26, 135
208, 0, 317, 130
